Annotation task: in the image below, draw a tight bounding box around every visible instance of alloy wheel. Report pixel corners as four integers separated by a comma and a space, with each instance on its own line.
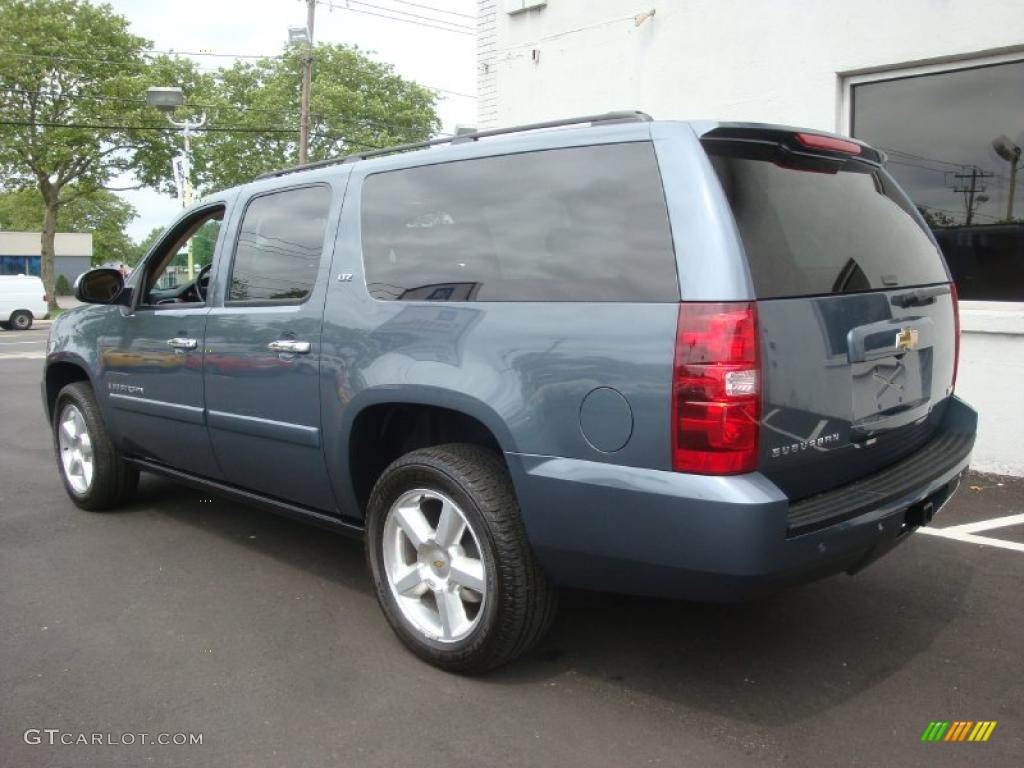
58, 404, 94, 494
382, 488, 488, 643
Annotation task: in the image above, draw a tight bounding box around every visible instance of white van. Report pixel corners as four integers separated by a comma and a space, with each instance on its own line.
0, 275, 48, 330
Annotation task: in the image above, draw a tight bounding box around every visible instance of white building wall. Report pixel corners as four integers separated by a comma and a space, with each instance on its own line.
478, 0, 1024, 475
0, 232, 93, 258
478, 0, 1024, 132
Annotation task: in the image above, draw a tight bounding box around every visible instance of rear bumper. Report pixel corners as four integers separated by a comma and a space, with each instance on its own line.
507, 396, 977, 601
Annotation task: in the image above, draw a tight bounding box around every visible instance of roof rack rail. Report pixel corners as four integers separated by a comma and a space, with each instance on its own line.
255, 110, 653, 180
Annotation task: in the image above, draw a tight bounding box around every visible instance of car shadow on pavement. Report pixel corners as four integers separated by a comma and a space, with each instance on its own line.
129, 475, 372, 595
131, 475, 973, 728
505, 558, 973, 726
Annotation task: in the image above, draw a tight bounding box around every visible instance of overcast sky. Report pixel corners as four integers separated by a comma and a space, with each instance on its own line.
102, 0, 477, 240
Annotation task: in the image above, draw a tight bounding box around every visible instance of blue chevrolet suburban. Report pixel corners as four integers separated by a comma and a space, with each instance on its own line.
43, 112, 976, 672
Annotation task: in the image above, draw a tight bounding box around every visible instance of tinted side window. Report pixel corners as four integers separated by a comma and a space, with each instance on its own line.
360, 143, 678, 302
229, 186, 332, 302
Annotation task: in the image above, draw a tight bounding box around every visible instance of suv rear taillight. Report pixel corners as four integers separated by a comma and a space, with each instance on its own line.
951, 282, 960, 392
672, 302, 760, 474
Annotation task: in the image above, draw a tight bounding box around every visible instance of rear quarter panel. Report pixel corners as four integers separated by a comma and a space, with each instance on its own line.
320, 125, 697, 519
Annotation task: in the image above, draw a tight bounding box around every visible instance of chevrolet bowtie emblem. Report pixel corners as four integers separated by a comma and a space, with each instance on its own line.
895, 327, 919, 352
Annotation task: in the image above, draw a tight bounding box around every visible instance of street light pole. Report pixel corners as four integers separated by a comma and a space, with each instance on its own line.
146, 86, 207, 280
167, 113, 207, 279
993, 135, 1022, 222
298, 0, 316, 165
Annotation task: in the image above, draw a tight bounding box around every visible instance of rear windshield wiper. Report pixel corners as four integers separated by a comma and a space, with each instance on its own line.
890, 285, 950, 308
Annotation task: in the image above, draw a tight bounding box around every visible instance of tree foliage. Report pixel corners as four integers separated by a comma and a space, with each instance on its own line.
131, 225, 164, 266
0, 0, 205, 307
189, 44, 440, 191
0, 186, 137, 266
0, 0, 441, 304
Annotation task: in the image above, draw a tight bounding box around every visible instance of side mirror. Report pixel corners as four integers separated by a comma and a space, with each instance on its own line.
74, 268, 125, 304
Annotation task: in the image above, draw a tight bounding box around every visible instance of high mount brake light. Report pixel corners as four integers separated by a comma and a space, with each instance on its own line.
794, 133, 862, 155
672, 302, 761, 475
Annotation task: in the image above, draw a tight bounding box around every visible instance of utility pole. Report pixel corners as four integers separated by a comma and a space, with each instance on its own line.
952, 167, 994, 226
298, 0, 316, 165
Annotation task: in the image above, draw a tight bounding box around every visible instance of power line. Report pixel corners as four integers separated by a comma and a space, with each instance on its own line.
0, 117, 400, 155
316, 1, 474, 35
883, 151, 1023, 189
0, 118, 290, 133
918, 203, 1003, 223
373, 0, 476, 20
341, 0, 474, 31
0, 50, 475, 99
0, 118, 372, 143
2, 90, 447, 137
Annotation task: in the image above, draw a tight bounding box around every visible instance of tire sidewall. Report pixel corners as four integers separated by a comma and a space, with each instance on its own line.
52, 385, 114, 509
11, 311, 32, 331
366, 458, 503, 661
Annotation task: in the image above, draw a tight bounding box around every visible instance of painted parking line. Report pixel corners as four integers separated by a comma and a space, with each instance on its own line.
0, 352, 45, 360
0, 340, 45, 345
918, 513, 1024, 553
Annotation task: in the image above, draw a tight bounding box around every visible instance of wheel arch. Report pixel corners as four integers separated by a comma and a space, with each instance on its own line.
340, 388, 518, 516
44, 355, 95, 421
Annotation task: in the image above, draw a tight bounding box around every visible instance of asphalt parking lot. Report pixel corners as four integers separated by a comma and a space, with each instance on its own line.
2, 349, 1022, 767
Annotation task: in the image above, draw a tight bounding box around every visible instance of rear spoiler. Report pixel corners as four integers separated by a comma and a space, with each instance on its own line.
699, 125, 886, 165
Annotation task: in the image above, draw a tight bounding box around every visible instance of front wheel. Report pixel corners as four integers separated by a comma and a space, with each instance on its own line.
365, 444, 557, 673
9, 310, 32, 330
52, 382, 138, 511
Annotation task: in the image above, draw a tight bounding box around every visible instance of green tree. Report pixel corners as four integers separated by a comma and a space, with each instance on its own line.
917, 205, 957, 229
0, 186, 137, 266
0, 0, 206, 310
195, 44, 440, 190
131, 225, 164, 266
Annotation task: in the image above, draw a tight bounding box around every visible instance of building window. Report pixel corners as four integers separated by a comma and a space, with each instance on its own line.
849, 58, 1024, 302
0, 255, 40, 276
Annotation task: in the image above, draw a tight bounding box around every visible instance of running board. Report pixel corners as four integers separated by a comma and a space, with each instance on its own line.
125, 457, 365, 538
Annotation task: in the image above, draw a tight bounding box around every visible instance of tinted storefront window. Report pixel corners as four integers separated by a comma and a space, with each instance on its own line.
852, 60, 1024, 301
0, 255, 41, 276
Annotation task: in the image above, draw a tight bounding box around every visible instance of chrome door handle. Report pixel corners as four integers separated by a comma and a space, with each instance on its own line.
268, 340, 311, 354
167, 337, 198, 350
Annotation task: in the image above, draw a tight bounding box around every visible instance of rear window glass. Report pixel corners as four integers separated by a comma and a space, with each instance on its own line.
704, 140, 949, 298
360, 142, 678, 302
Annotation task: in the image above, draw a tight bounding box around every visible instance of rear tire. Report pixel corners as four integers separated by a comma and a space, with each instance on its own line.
9, 311, 32, 331
52, 382, 139, 511
365, 443, 557, 673
0, 321, 9, 330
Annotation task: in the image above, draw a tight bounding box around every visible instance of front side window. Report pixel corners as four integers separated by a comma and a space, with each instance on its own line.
360, 142, 678, 302
851, 59, 1024, 301
228, 185, 332, 303
142, 207, 224, 306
